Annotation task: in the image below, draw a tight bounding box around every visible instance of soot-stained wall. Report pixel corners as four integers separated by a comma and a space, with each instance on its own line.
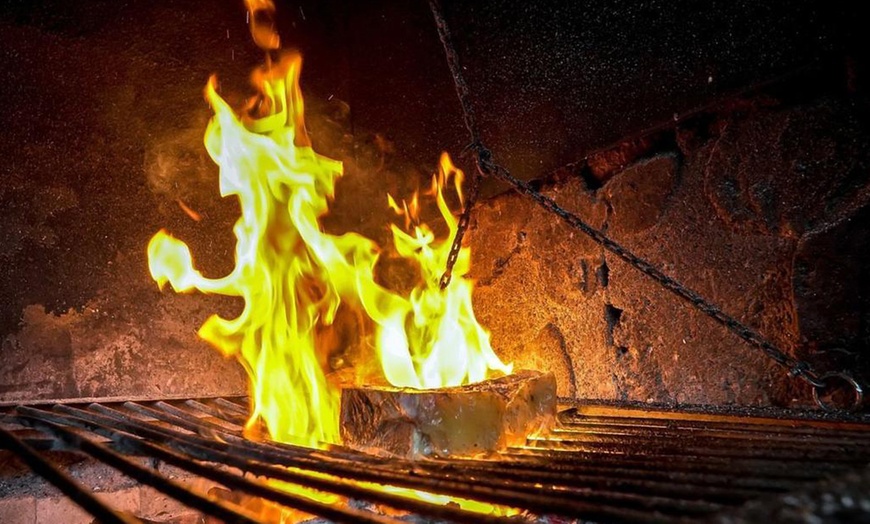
470, 95, 870, 407
0, 0, 866, 404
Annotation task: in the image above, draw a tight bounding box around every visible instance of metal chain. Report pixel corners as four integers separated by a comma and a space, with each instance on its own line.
430, 0, 487, 290
426, 0, 863, 411
439, 154, 481, 289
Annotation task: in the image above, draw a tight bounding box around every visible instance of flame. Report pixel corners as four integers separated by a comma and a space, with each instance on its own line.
147, 52, 509, 446
372, 482, 519, 517
375, 153, 511, 389
387, 189, 421, 231
269, 472, 518, 518
244, 0, 280, 51
149, 54, 353, 446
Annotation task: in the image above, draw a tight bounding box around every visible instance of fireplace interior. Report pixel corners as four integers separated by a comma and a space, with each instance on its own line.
2, 0, 870, 522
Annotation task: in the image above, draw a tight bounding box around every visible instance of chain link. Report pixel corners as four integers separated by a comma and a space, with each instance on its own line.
439, 157, 481, 289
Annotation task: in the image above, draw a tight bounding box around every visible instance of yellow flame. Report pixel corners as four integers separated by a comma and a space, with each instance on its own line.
269, 470, 519, 518
147, 52, 510, 448
375, 153, 511, 389
149, 54, 349, 446
387, 191, 420, 231
371, 483, 519, 517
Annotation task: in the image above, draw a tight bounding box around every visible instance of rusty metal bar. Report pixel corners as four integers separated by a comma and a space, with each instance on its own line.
59, 403, 666, 522
3, 397, 870, 523
0, 426, 142, 524
12, 411, 270, 524
28, 405, 517, 524
118, 401, 719, 518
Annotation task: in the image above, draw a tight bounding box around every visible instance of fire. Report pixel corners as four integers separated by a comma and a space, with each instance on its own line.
149, 54, 348, 446
147, 50, 510, 447
376, 153, 511, 388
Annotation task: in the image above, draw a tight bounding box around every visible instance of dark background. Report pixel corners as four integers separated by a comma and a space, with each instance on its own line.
0, 0, 864, 336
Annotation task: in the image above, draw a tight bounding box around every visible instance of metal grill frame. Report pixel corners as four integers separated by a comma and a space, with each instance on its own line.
2, 397, 870, 523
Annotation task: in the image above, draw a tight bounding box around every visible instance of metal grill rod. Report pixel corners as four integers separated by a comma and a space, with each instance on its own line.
85, 400, 870, 519
0, 426, 142, 524
50, 403, 672, 523
112, 401, 728, 518
18, 406, 483, 524
13, 413, 266, 524
4, 397, 870, 524
147, 398, 865, 518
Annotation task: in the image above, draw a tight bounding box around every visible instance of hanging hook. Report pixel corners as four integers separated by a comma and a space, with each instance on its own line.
810, 372, 864, 412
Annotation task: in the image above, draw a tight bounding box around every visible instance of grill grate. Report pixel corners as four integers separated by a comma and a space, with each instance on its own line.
2, 398, 870, 523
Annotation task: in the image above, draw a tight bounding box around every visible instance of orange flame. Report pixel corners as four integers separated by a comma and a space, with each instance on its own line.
147, 52, 510, 447
244, 0, 280, 51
